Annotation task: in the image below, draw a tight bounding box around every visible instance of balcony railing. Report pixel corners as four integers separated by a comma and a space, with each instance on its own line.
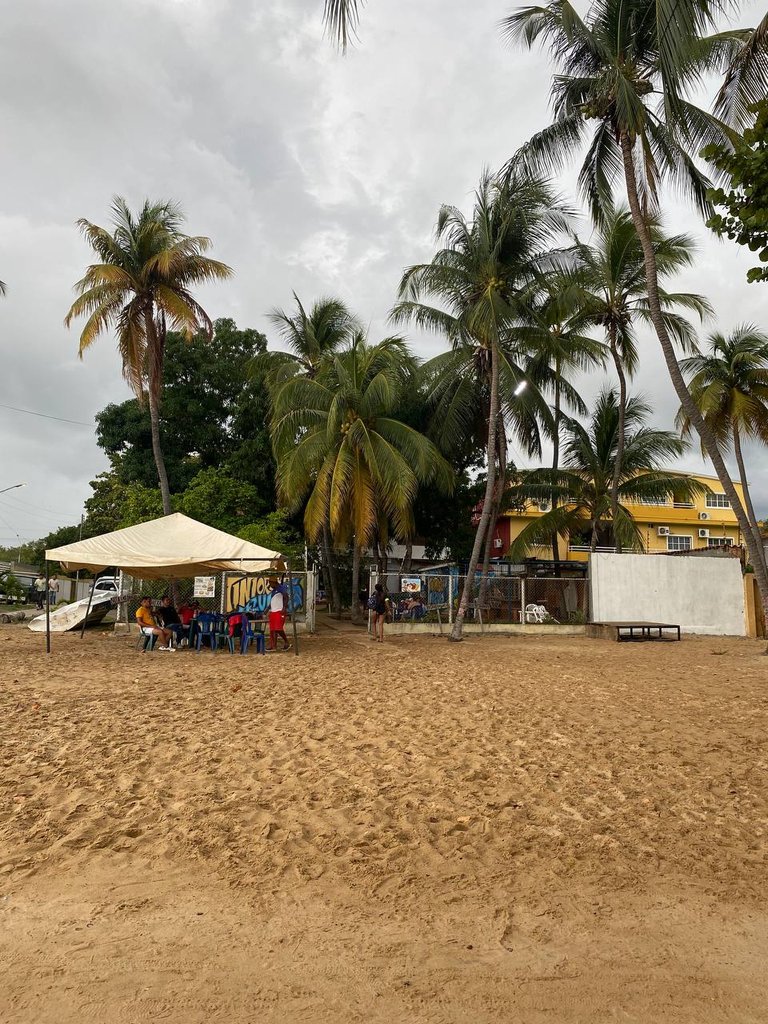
568, 545, 617, 553
634, 500, 695, 509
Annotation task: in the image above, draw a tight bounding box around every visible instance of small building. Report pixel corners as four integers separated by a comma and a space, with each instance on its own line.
492, 472, 746, 563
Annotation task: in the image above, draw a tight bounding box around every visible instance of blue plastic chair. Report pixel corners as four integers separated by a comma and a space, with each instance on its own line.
241, 615, 266, 655
216, 615, 236, 654
195, 613, 219, 652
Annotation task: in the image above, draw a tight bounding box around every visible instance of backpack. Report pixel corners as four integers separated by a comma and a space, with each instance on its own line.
366, 595, 377, 610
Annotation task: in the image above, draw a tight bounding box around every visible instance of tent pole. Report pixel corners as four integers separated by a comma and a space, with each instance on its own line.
286, 558, 299, 656
45, 560, 51, 655
80, 572, 96, 640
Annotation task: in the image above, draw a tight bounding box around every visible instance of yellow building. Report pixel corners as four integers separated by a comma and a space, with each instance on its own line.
494, 472, 746, 563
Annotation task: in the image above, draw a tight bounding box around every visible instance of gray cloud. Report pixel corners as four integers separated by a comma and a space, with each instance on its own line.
1, 0, 767, 550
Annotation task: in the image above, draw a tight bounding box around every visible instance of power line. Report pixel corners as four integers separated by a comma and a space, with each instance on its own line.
0, 402, 93, 427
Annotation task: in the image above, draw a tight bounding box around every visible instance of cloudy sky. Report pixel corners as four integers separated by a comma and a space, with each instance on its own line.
1, 0, 766, 550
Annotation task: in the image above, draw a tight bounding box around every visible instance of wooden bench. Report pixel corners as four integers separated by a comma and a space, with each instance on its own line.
588, 621, 681, 642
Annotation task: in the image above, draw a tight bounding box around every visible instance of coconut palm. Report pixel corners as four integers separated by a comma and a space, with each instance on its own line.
520, 282, 607, 562
271, 333, 454, 621
323, 0, 361, 48
505, 0, 768, 623
391, 170, 572, 639
255, 294, 359, 387
508, 388, 705, 556
568, 207, 711, 544
65, 198, 232, 514
255, 294, 360, 615
678, 325, 768, 571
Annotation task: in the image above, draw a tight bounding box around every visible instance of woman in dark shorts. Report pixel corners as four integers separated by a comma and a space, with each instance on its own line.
372, 583, 389, 644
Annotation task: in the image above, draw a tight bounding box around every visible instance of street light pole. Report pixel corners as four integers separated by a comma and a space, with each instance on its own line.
0, 483, 26, 566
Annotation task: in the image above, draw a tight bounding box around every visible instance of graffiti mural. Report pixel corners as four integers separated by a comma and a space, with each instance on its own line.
224, 574, 305, 616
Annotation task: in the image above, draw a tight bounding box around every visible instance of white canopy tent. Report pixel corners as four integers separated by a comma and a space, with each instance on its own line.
47, 513, 282, 577
44, 513, 296, 653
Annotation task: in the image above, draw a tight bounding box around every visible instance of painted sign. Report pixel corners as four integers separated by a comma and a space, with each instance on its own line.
401, 576, 422, 594
193, 576, 216, 598
224, 574, 305, 616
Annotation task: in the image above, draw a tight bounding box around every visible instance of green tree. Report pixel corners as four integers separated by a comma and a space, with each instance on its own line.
96, 318, 274, 496
238, 511, 304, 567
509, 389, 705, 555
392, 171, 571, 639
178, 467, 262, 534
271, 334, 454, 622
65, 198, 232, 515
568, 207, 710, 544
506, 0, 768, 630
706, 99, 768, 283
678, 325, 768, 571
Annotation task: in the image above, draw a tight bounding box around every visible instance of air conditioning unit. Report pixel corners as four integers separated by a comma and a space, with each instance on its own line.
657, 526, 670, 537
538, 501, 551, 512
493, 537, 503, 549
698, 528, 710, 539
698, 512, 710, 521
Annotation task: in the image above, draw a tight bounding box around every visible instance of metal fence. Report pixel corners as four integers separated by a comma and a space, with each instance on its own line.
369, 568, 589, 627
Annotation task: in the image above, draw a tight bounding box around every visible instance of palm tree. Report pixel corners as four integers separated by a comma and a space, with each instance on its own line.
323, 0, 361, 48
678, 325, 768, 571
521, 282, 607, 562
505, 0, 768, 625
255, 294, 360, 615
65, 198, 232, 514
569, 207, 711, 544
271, 333, 453, 622
391, 171, 572, 640
508, 389, 705, 557
256, 293, 359, 385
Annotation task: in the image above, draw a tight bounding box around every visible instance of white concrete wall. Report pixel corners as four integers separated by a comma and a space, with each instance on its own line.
590, 553, 746, 636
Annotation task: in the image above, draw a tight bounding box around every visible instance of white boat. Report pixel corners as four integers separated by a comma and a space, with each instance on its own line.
28, 592, 115, 633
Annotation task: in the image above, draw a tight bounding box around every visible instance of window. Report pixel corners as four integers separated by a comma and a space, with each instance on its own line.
706, 493, 731, 508
667, 535, 692, 551
707, 537, 732, 548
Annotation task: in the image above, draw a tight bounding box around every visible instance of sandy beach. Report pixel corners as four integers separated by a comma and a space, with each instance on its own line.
1, 625, 767, 1023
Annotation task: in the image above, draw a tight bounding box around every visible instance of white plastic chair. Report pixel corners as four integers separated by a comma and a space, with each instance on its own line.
525, 603, 548, 623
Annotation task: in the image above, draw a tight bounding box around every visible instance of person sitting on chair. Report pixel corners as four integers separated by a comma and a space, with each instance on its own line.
156, 595, 183, 646
402, 594, 426, 620
136, 597, 174, 651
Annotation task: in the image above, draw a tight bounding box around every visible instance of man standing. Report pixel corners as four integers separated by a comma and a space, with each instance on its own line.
33, 572, 46, 610
268, 578, 290, 651
48, 575, 60, 607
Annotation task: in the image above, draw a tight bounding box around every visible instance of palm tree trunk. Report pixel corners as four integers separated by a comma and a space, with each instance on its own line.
321, 518, 341, 617
551, 374, 561, 566
732, 421, 767, 575
451, 341, 500, 641
401, 537, 413, 573
609, 327, 626, 554
144, 310, 172, 516
480, 417, 507, 607
620, 132, 768, 641
351, 541, 363, 625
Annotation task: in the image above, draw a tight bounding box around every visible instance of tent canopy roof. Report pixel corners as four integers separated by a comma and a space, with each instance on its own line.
46, 513, 283, 579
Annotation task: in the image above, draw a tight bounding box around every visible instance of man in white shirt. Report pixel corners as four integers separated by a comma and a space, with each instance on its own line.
268, 579, 290, 651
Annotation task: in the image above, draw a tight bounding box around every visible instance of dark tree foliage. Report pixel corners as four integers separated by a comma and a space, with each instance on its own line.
95, 318, 275, 496
705, 100, 768, 283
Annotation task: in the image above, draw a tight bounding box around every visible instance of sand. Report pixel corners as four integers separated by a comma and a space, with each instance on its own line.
1, 625, 767, 1023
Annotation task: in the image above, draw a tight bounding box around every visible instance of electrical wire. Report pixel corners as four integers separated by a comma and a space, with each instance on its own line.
0, 402, 93, 427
